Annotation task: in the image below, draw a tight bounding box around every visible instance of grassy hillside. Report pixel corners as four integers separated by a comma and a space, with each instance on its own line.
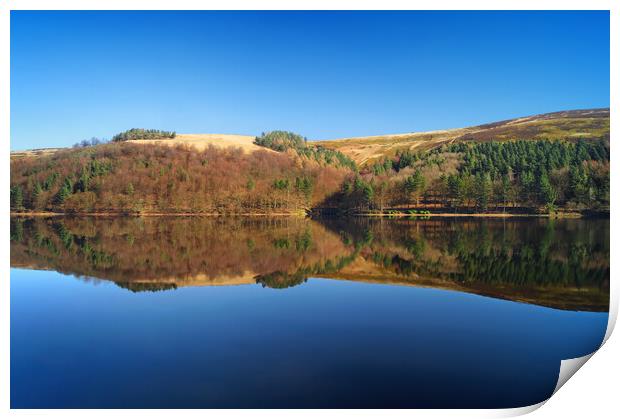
319, 108, 609, 166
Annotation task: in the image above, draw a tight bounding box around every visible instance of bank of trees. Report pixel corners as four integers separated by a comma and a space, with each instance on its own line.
10, 142, 349, 214
111, 128, 176, 142
254, 130, 307, 151
255, 130, 357, 170
440, 140, 609, 211
340, 139, 609, 213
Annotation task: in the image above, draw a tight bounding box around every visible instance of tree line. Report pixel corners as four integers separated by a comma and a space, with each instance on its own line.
111, 128, 176, 142
337, 138, 609, 213
255, 130, 357, 171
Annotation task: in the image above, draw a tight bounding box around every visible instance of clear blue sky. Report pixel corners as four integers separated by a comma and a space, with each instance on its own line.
11, 11, 609, 150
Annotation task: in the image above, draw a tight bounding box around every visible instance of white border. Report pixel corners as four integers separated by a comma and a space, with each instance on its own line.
1, 1, 616, 418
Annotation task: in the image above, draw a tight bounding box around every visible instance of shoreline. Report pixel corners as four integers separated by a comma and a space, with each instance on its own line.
352, 212, 584, 218
9, 211, 308, 217
9, 211, 602, 219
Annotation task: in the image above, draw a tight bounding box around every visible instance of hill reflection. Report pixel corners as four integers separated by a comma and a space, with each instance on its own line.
10, 216, 609, 311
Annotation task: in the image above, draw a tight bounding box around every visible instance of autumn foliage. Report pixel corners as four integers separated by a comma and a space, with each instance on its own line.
10, 142, 350, 214
10, 129, 610, 215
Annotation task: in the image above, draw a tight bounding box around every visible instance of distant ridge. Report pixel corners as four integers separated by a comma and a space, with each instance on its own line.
11, 108, 609, 167
319, 108, 610, 166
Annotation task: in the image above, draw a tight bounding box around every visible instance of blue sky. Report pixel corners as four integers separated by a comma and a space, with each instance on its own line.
11, 11, 609, 150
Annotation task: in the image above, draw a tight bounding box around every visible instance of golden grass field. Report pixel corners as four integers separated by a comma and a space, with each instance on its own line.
128, 133, 267, 153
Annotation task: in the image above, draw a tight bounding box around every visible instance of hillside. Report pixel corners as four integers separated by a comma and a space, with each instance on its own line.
10, 140, 351, 214
319, 108, 610, 166
10, 109, 610, 215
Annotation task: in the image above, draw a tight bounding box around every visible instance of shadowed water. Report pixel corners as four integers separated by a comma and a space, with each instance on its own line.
10, 216, 609, 408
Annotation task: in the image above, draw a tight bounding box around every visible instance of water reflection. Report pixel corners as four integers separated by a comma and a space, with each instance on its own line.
10, 216, 609, 311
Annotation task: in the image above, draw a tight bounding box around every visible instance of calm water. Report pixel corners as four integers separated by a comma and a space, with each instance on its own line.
10, 216, 609, 408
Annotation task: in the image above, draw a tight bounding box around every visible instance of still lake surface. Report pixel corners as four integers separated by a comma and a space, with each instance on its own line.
10, 216, 609, 408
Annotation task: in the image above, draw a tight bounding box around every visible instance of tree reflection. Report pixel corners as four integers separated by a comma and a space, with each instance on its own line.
10, 216, 609, 311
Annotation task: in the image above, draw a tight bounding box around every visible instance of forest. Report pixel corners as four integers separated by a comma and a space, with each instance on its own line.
10, 128, 610, 215
10, 140, 349, 214
340, 138, 610, 213
111, 128, 176, 142
254, 130, 357, 170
